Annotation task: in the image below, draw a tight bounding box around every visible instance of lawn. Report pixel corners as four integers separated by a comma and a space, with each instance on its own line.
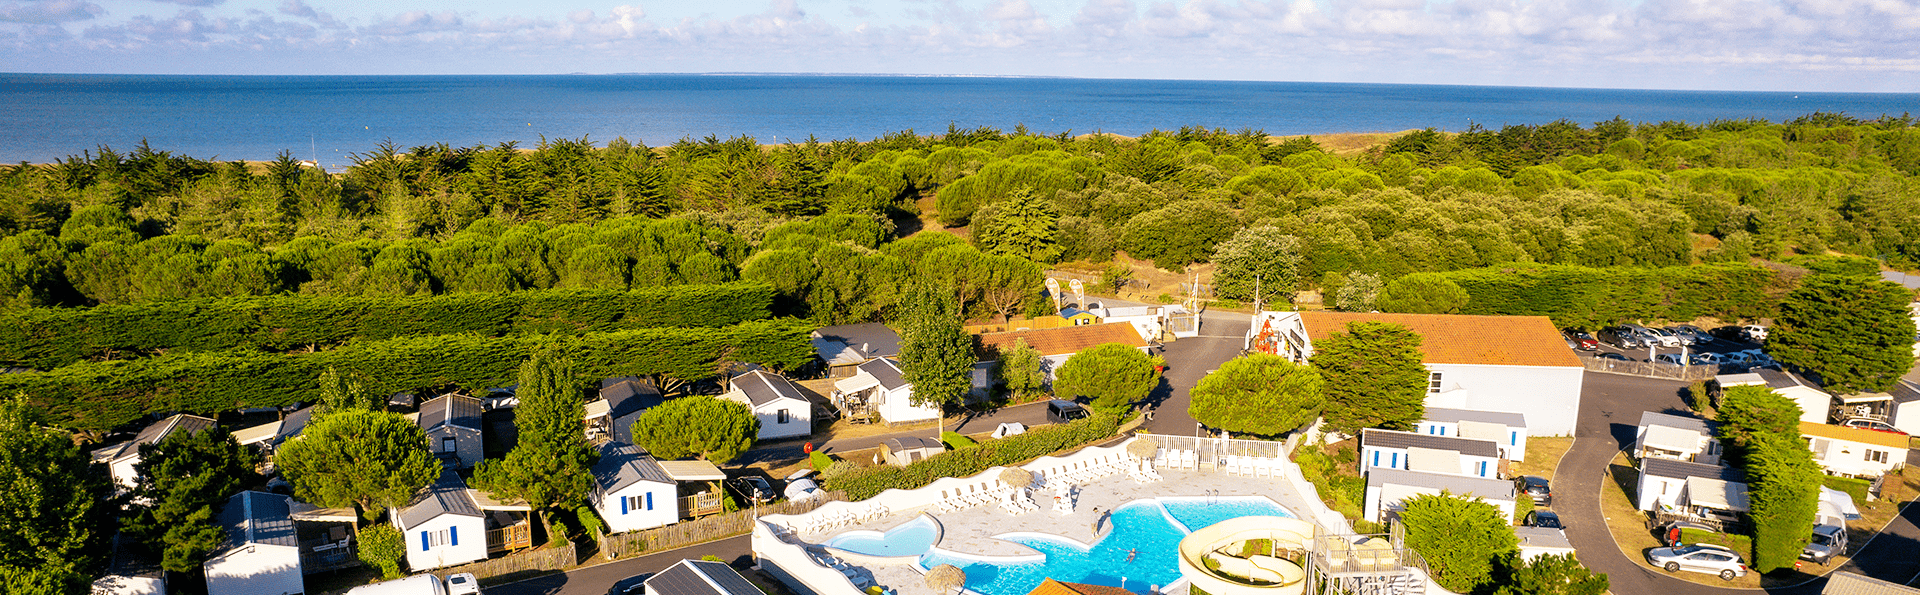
1512, 436, 1573, 480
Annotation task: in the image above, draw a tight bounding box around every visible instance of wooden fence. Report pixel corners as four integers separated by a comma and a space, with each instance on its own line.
430, 541, 576, 584
1580, 355, 1719, 382
598, 491, 846, 560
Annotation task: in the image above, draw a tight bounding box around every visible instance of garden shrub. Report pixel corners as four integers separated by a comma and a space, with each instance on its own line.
824, 413, 1119, 500
941, 431, 979, 449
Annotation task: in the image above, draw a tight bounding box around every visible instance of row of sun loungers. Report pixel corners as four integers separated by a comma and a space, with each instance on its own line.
938, 485, 1009, 512
1000, 490, 1039, 515
779, 503, 891, 535
1039, 454, 1129, 486
1220, 455, 1283, 477
1154, 449, 1200, 468
810, 552, 877, 589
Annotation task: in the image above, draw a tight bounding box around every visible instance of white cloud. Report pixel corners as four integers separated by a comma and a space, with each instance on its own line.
0, 0, 103, 24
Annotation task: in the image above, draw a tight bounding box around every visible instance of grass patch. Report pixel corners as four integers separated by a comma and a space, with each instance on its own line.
1678, 527, 1753, 555
1511, 437, 1573, 481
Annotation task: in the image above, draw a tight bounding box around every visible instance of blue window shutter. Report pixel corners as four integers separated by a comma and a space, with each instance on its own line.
621, 496, 629, 514
450, 526, 458, 546
1510, 431, 1518, 446
646, 492, 654, 510
421, 531, 430, 550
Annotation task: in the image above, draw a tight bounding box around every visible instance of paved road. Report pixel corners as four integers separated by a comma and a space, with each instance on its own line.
1140, 309, 1252, 437
485, 535, 752, 595
1558, 371, 1920, 594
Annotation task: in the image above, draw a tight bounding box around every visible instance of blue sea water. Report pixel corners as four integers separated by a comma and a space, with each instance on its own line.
2, 73, 1916, 165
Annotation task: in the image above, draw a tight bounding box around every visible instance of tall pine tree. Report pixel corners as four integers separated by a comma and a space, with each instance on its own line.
474, 348, 595, 509
1311, 321, 1428, 435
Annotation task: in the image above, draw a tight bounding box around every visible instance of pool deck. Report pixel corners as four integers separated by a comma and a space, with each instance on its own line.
796, 466, 1327, 595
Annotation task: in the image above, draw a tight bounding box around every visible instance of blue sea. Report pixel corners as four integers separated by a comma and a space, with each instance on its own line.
2, 73, 1916, 166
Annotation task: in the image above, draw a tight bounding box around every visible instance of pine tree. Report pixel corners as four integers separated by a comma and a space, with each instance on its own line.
973, 188, 1062, 263
127, 427, 259, 572
896, 283, 974, 419
473, 349, 596, 509
1769, 274, 1916, 393
275, 409, 440, 521
995, 338, 1046, 401
629, 395, 758, 464
1189, 354, 1324, 436
0, 397, 115, 591
1311, 321, 1428, 435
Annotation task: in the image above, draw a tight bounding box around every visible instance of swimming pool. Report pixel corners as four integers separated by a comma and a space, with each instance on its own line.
826, 515, 942, 557
916, 496, 1295, 595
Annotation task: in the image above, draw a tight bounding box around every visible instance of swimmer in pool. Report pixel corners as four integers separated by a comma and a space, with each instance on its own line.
1127, 548, 1138, 562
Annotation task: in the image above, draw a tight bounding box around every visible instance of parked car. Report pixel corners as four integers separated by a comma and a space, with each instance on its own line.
1842, 418, 1907, 435
1672, 325, 1709, 344
1515, 475, 1552, 506
1709, 325, 1748, 342
1647, 544, 1749, 580
446, 574, 480, 595
1721, 351, 1759, 367
1743, 325, 1769, 342
1595, 352, 1635, 363
1562, 328, 1600, 351
1690, 352, 1724, 366
1599, 326, 1646, 349
1653, 353, 1688, 366
1802, 524, 1848, 566
727, 476, 776, 502
1525, 510, 1564, 529
1642, 326, 1682, 347
1733, 349, 1775, 367
1046, 399, 1089, 423
1656, 520, 1714, 546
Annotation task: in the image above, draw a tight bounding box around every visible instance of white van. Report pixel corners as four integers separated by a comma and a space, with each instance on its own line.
344, 574, 450, 595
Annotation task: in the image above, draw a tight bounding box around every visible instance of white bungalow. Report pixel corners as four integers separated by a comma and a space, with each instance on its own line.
204, 491, 304, 595
1416, 408, 1528, 462
1359, 428, 1502, 479
1802, 421, 1911, 478
1091, 304, 1199, 341
721, 370, 814, 440
391, 469, 534, 571
811, 323, 903, 378
91, 413, 218, 490
834, 358, 939, 425
1716, 368, 1831, 424
1362, 467, 1517, 523
1634, 411, 1723, 466
590, 442, 680, 534
1636, 457, 1745, 513
646, 558, 766, 595
416, 394, 485, 469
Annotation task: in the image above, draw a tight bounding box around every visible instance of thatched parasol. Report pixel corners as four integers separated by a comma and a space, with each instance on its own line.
1127, 438, 1159, 460
925, 564, 967, 595
999, 467, 1034, 490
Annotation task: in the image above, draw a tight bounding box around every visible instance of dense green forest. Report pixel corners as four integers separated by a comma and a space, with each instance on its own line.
3, 114, 1918, 428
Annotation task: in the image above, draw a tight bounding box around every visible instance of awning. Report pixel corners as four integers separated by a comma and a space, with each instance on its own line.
833, 374, 882, 395
1820, 486, 1862, 521
287, 499, 359, 523
658, 460, 728, 481
583, 398, 611, 420
1407, 447, 1462, 475
468, 489, 533, 511
1840, 392, 1895, 404
1458, 420, 1508, 443
1686, 477, 1750, 512
1643, 425, 1704, 454
230, 421, 282, 446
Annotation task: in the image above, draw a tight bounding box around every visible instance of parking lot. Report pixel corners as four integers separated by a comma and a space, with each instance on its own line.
1566, 326, 1773, 375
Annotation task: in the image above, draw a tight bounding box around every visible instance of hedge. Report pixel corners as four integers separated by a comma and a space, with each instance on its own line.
3, 318, 814, 431
1440, 263, 1779, 328
0, 282, 776, 369
824, 413, 1120, 500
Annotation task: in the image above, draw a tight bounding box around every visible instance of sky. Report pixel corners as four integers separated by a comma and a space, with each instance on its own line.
1, 0, 1918, 93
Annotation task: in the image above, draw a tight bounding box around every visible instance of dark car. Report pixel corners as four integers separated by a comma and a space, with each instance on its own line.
1526, 510, 1564, 529
1516, 475, 1552, 506
1598, 326, 1645, 349
727, 476, 776, 503
1046, 399, 1088, 423
1561, 328, 1599, 351
1709, 325, 1748, 342
1594, 352, 1634, 363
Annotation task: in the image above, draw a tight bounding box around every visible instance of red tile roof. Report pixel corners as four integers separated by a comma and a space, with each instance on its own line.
1298, 311, 1581, 368
975, 322, 1146, 359
1027, 579, 1137, 595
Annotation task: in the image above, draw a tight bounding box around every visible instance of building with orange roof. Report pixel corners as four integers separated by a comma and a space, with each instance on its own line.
971, 322, 1151, 398
1247, 310, 1584, 436
1800, 421, 1910, 478
1025, 578, 1139, 595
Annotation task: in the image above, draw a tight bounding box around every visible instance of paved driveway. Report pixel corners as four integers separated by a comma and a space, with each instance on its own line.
1559, 371, 1920, 594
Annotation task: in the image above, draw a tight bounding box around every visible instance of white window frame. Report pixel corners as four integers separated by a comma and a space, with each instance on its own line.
441, 436, 457, 453
1866, 449, 1888, 464
777, 409, 790, 424
426, 529, 450, 548
1427, 371, 1443, 394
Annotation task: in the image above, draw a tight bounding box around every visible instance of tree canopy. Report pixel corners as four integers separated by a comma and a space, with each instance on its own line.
995, 338, 1046, 402
1399, 493, 1519, 593
1768, 274, 1916, 393
1492, 553, 1609, 595
1745, 431, 1822, 574
1311, 321, 1428, 435
1376, 272, 1471, 314
630, 395, 758, 464
473, 349, 595, 509
274, 408, 440, 520
1188, 354, 1324, 436
1052, 342, 1163, 416
1210, 226, 1302, 305
127, 426, 259, 572
896, 282, 975, 413
0, 396, 113, 594
1714, 385, 1803, 467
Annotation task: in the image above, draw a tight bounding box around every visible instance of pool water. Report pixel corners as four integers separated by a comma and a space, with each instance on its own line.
826, 515, 941, 557
916, 496, 1294, 595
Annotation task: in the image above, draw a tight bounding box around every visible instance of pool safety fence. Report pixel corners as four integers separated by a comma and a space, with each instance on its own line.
597, 490, 846, 560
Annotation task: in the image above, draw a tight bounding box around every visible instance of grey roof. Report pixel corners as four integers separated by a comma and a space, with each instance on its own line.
883, 436, 942, 452
1824, 571, 1920, 595
1756, 367, 1820, 391
1891, 380, 1920, 405
92, 413, 217, 462
1642, 457, 1744, 482
1361, 429, 1500, 458
601, 377, 665, 420
592, 442, 674, 495
645, 559, 763, 595
731, 370, 808, 407
211, 491, 299, 557
1423, 408, 1526, 427
811, 322, 903, 364
859, 358, 909, 391
397, 468, 482, 528
1638, 411, 1714, 435
417, 394, 483, 432
272, 406, 314, 446
1365, 467, 1515, 500
1513, 526, 1573, 550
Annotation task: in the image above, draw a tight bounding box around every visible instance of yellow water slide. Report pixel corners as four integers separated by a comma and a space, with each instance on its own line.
1176, 516, 1315, 595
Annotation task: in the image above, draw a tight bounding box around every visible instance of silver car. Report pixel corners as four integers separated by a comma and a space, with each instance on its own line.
1647, 544, 1748, 580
